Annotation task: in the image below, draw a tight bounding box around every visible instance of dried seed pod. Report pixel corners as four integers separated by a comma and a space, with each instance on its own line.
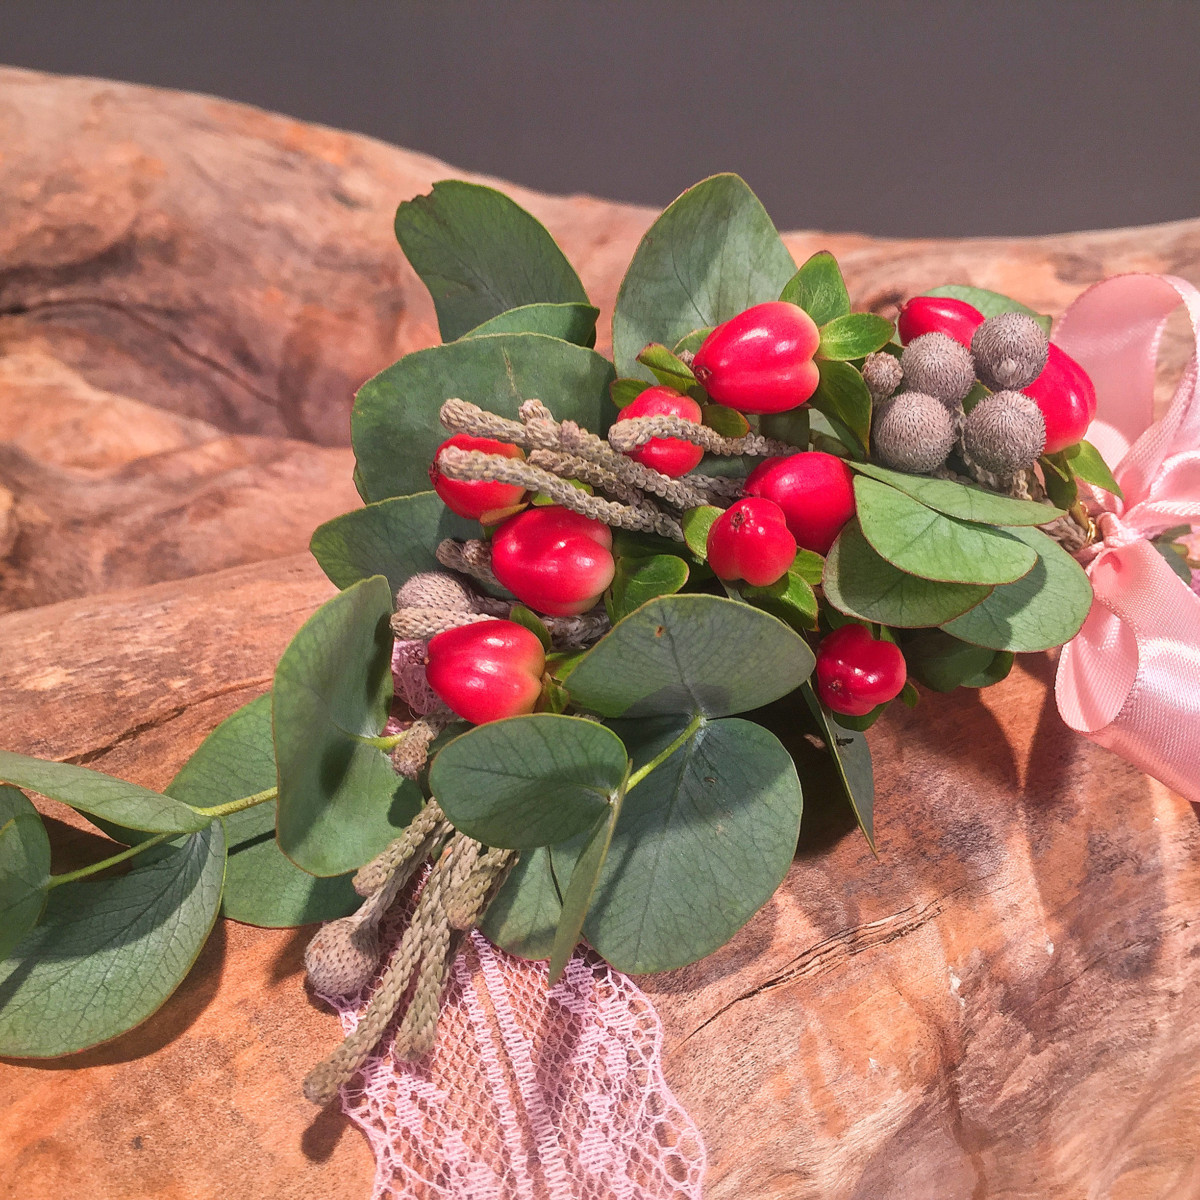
872, 391, 957, 475
861, 351, 904, 403
970, 313, 1049, 391
396, 572, 478, 612
304, 914, 382, 998
963, 390, 1047, 475
900, 332, 976, 406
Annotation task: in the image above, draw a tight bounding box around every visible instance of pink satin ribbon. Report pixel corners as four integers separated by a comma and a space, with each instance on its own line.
1054, 273, 1200, 800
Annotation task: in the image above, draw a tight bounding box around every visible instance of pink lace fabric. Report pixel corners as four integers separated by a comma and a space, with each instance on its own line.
321, 921, 706, 1200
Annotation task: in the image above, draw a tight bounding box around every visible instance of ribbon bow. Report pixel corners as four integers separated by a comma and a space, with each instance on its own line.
1054, 273, 1200, 801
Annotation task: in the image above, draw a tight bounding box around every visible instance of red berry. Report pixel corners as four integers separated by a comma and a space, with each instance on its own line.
692, 301, 820, 414
430, 434, 528, 525
491, 506, 615, 617
1024, 342, 1096, 453
706, 498, 796, 587
426, 620, 546, 725
614, 386, 705, 477
815, 624, 907, 717
743, 452, 856, 555
897, 296, 984, 348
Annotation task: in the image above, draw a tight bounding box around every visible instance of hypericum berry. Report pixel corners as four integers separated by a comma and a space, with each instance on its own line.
872, 392, 957, 475
1024, 342, 1096, 453
862, 351, 903, 403
491, 506, 615, 617
897, 295, 984, 347
706, 497, 797, 588
963, 391, 1046, 475
900, 332, 975, 406
743, 451, 856, 556
970, 313, 1049, 392
613, 386, 705, 477
425, 620, 546, 725
430, 434, 528, 524
815, 624, 907, 716
692, 301, 820, 414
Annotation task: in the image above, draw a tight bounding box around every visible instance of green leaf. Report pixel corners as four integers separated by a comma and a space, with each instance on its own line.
681, 505, 722, 561
900, 681, 921, 707
477, 847, 561, 960
741, 561, 819, 631
1067, 440, 1123, 500
941, 525, 1094, 652
506, 603, 553, 652
429, 715, 628, 849
352, 334, 616, 503
799, 685, 876, 849
824, 521, 992, 627
779, 251, 850, 325
574, 716, 802, 973
549, 803, 619, 983
672, 327, 714, 357
636, 343, 701, 396
566, 593, 815, 719
394, 180, 588, 342
0, 753, 209, 835
854, 477, 1038, 585
759, 406, 810, 449
1154, 539, 1194, 584
274, 576, 421, 876
310, 491, 480, 597
0, 787, 50, 961
817, 313, 895, 361
462, 302, 599, 348
849, 461, 1064, 526
703, 404, 751, 438
610, 378, 651, 410
960, 650, 1015, 688
923, 285, 1053, 336
167, 696, 358, 927
1040, 452, 1080, 510
612, 174, 795, 379
809, 359, 871, 455
903, 629, 1002, 693
607, 554, 690, 623
0, 821, 225, 1057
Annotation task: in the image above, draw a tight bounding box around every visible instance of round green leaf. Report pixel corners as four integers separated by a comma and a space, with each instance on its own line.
478, 847, 561, 960
566, 593, 815, 719
352, 333, 616, 503
854, 477, 1038, 585
393, 180, 589, 342
462, 302, 599, 348
0, 786, 50, 961
274, 576, 421, 877
0, 821, 225, 1057
430, 715, 627, 849
167, 696, 358, 927
902, 629, 1000, 693
574, 717, 803, 974
940, 525, 1093, 652
612, 174, 795, 379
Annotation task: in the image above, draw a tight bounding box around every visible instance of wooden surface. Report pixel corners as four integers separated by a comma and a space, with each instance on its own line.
1, 66, 1199, 1199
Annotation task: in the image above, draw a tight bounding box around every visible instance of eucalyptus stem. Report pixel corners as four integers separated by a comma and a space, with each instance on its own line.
191, 786, 278, 819
625, 712, 704, 792
358, 732, 408, 751
46, 831, 173, 887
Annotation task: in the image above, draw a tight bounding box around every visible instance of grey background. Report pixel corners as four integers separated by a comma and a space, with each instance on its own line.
2, 0, 1198, 237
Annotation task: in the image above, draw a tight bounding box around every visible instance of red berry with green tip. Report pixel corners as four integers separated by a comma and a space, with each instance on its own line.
491, 506, 615, 617
1024, 343, 1097, 453
743, 451, 856, 555
706, 497, 797, 587
425, 620, 546, 725
815, 624, 907, 716
614, 386, 705, 477
897, 295, 984, 348
692, 301, 820, 414
430, 433, 528, 524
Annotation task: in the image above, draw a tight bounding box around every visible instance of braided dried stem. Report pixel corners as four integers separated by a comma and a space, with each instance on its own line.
391, 712, 455, 780
606, 414, 798, 458
436, 537, 504, 590
390, 607, 496, 639
353, 800, 451, 897
527, 448, 644, 505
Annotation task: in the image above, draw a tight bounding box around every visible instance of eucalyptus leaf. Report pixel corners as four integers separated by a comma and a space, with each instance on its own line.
799, 685, 876, 849
612, 174, 795, 379
352, 334, 615, 502
1067, 440, 1123, 499
960, 650, 1015, 688
854, 477, 1038, 585
611, 378, 651, 409
607, 554, 689, 623
941, 525, 1093, 652
824, 521, 992, 627
274, 576, 421, 877
463, 302, 599, 348
810, 359, 871, 455
394, 180, 588, 342
923, 285, 1053, 335
549, 805, 618, 982
903, 629, 1001, 693
477, 846, 561, 960
759, 406, 810, 449
817, 313, 894, 361
779, 251, 850, 326
0, 821, 225, 1057
0, 787, 50, 961
567, 594, 815, 719
429, 715, 627, 848
681, 505, 722, 561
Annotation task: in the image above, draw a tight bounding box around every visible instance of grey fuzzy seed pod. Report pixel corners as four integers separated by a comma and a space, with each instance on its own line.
900, 332, 976, 405
304, 914, 382, 998
872, 391, 957, 474
970, 313, 1049, 391
862, 351, 903, 403
963, 390, 1047, 475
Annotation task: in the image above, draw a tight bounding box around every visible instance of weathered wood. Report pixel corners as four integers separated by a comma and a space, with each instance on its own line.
1, 68, 1199, 1200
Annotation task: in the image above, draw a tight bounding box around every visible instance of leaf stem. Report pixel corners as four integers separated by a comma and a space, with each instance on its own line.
625, 712, 703, 793
46, 832, 173, 888
190, 786, 278, 819
357, 732, 407, 751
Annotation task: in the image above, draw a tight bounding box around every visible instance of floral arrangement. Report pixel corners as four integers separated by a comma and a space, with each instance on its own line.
0, 174, 1191, 1108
